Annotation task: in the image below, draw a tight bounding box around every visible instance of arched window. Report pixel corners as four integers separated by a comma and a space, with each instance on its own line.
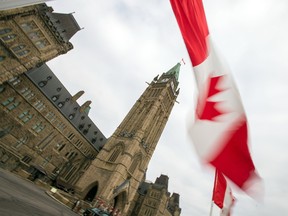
14, 136, 28, 149
12, 45, 25, 52
11, 45, 29, 57
1, 34, 16, 41
17, 50, 30, 56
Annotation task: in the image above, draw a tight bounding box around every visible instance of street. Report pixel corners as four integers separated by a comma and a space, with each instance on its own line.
0, 168, 79, 216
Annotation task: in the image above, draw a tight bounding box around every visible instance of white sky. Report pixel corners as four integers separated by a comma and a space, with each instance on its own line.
47, 0, 288, 215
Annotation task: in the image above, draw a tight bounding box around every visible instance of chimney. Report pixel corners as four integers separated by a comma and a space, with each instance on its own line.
71, 90, 84, 102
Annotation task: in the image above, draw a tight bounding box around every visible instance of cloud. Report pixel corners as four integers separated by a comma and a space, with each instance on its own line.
47, 0, 288, 215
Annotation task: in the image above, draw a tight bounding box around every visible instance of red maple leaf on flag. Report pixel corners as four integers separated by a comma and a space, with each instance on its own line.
196, 75, 226, 121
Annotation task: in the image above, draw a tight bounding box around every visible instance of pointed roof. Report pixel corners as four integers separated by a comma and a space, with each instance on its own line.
165, 63, 181, 81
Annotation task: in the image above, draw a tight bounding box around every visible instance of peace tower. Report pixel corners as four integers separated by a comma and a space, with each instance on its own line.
75, 63, 181, 215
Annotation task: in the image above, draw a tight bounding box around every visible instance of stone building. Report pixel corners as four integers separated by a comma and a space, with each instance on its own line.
130, 174, 181, 216
0, 63, 106, 190
74, 63, 181, 215
0, 3, 80, 84
0, 4, 183, 215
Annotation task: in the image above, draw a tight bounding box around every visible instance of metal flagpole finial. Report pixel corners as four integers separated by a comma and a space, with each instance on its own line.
180, 58, 186, 65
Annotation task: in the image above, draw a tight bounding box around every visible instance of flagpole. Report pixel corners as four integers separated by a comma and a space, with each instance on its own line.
209, 169, 217, 216
209, 201, 214, 216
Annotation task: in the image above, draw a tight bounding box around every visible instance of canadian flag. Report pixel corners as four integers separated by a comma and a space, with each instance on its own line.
170, 0, 260, 190
213, 170, 235, 216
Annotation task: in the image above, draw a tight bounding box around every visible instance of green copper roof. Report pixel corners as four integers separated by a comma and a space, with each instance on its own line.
165, 63, 181, 81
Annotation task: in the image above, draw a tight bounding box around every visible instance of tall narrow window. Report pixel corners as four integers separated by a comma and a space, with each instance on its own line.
22, 155, 32, 164
64, 166, 77, 181
108, 146, 122, 163
129, 157, 141, 174
67, 133, 75, 140
55, 142, 66, 152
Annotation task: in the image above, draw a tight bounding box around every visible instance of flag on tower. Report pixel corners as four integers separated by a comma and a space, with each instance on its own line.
170, 0, 260, 191
212, 170, 235, 216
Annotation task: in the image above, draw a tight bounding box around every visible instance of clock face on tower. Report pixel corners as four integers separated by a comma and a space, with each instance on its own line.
160, 78, 169, 83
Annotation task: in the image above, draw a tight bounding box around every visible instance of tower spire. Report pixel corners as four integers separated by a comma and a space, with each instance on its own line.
165, 62, 181, 81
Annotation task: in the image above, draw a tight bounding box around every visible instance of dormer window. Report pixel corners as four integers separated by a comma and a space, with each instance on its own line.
58, 102, 64, 108
38, 81, 47, 87
51, 95, 59, 102
69, 114, 75, 120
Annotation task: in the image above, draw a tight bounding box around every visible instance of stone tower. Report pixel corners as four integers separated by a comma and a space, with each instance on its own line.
75, 63, 181, 215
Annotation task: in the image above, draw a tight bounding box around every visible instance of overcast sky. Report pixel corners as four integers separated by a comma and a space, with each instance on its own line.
47, 0, 288, 215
